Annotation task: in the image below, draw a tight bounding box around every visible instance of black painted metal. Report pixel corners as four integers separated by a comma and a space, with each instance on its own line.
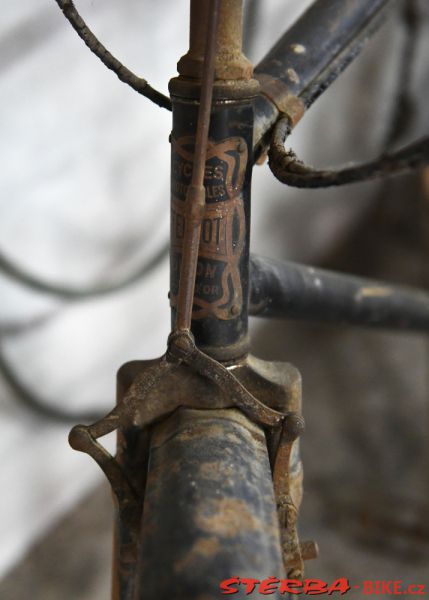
170, 95, 255, 360
253, 0, 391, 155
134, 408, 285, 599
249, 255, 429, 333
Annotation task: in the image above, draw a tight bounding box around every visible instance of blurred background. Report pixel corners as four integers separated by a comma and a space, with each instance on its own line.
0, 0, 428, 597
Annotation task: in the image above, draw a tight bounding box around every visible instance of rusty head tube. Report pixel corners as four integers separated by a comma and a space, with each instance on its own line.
169, 0, 260, 361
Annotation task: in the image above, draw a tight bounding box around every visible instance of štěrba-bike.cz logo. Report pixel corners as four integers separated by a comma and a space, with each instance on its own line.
220, 577, 426, 595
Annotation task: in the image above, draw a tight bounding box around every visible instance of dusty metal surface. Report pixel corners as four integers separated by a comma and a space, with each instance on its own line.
178, 0, 252, 82
12, 1, 424, 600
135, 408, 284, 598
254, 74, 305, 128
68, 2, 310, 597
169, 99, 254, 358
252, 0, 391, 160
69, 328, 311, 596
170, 0, 260, 359
249, 254, 429, 333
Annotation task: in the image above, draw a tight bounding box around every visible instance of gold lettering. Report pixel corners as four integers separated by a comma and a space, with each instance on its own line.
204, 165, 224, 181
214, 165, 224, 180
205, 264, 217, 279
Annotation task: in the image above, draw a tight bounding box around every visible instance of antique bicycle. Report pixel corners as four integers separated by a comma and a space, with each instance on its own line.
3, 0, 428, 597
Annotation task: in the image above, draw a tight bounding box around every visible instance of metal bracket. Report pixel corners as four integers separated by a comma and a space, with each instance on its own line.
69, 330, 313, 576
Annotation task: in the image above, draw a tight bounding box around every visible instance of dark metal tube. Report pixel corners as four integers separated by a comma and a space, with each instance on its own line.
134, 408, 285, 598
169, 0, 259, 361
253, 0, 391, 156
169, 94, 256, 360
249, 255, 429, 333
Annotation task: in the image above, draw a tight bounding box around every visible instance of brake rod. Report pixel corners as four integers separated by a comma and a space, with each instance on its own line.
174, 0, 220, 332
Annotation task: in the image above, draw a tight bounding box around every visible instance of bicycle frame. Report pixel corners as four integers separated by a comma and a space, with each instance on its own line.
63, 1, 429, 598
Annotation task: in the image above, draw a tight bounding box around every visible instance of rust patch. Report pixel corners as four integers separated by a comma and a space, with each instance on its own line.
255, 73, 305, 128
176, 424, 228, 443
196, 497, 263, 537
178, 0, 253, 81
199, 459, 237, 482
174, 536, 221, 574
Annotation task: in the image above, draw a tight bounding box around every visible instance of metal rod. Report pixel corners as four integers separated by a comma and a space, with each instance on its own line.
249, 255, 429, 333
175, 0, 220, 332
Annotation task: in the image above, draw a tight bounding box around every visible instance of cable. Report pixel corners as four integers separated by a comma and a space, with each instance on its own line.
54, 0, 172, 110
268, 0, 427, 189
268, 117, 429, 189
